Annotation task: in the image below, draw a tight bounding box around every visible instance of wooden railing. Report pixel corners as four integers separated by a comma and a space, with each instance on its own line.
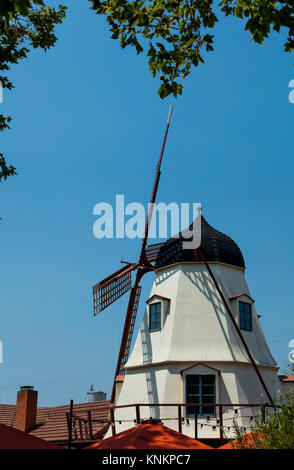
109, 402, 277, 440
66, 409, 107, 442
66, 402, 277, 444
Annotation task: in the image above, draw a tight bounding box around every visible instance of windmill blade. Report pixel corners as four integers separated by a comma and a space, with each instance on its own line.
118, 285, 142, 376
109, 107, 174, 403
93, 263, 138, 315
111, 282, 142, 404
145, 242, 165, 262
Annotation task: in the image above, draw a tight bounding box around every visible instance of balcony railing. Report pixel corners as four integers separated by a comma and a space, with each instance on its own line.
109, 402, 276, 440
66, 402, 277, 445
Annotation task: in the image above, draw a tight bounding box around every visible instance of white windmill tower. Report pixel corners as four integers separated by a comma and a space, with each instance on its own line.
111, 216, 282, 439
93, 108, 283, 441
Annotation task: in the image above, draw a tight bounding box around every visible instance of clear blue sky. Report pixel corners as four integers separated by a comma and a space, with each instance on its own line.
0, 0, 293, 406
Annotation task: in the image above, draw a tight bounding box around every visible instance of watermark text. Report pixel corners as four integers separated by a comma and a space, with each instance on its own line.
93, 196, 201, 249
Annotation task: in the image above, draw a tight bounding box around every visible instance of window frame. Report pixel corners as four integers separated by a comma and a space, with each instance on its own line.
239, 301, 252, 332
149, 302, 162, 332
185, 374, 216, 417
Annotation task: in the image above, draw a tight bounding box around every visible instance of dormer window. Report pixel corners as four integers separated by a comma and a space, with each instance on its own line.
149, 302, 161, 332
239, 301, 252, 331
146, 295, 170, 331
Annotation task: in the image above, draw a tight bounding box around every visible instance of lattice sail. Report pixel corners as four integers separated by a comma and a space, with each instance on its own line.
146, 242, 165, 262
93, 264, 137, 315
119, 285, 142, 375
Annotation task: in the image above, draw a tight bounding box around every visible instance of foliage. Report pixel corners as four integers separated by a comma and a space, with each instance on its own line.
0, 1, 66, 183
230, 391, 294, 449
0, 1, 45, 18
89, 0, 294, 98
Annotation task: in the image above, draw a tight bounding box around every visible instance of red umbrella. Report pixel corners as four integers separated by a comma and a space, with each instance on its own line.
0, 423, 62, 449
86, 421, 213, 449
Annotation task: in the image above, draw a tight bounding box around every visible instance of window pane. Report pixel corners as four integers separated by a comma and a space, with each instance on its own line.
187, 393, 200, 402
187, 406, 200, 415
187, 375, 200, 386
187, 388, 200, 397
186, 375, 216, 417
186, 375, 201, 416
202, 406, 215, 416
202, 385, 214, 395
239, 302, 252, 331
202, 395, 215, 404
245, 303, 251, 313
149, 302, 161, 331
202, 375, 215, 385
150, 303, 161, 314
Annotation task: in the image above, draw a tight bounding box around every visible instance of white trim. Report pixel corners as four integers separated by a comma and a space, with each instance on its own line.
155, 260, 245, 274
125, 360, 280, 371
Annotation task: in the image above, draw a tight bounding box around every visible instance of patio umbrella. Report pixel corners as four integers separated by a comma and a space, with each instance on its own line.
86, 421, 213, 449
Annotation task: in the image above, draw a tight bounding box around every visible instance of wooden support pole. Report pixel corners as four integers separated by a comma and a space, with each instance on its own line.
219, 405, 223, 441
135, 404, 141, 425
87, 410, 93, 439
84, 419, 88, 440
73, 418, 78, 441
78, 418, 83, 440
110, 407, 116, 436
178, 405, 182, 434
67, 399, 73, 449
194, 409, 198, 440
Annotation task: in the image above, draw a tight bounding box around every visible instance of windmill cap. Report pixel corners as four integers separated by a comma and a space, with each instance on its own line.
155, 216, 245, 270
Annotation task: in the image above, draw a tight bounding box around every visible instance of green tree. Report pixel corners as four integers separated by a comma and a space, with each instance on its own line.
0, 1, 45, 17
231, 391, 294, 449
89, 0, 294, 98
0, 1, 66, 183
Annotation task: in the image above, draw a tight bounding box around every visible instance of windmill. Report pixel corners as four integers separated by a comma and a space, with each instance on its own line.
92, 106, 174, 403
92, 105, 275, 411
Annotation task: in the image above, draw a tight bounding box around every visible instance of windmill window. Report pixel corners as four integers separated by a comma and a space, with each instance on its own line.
239, 302, 252, 331
186, 375, 216, 417
149, 302, 161, 332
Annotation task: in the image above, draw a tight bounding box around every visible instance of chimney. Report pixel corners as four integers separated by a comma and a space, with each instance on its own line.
14, 386, 38, 433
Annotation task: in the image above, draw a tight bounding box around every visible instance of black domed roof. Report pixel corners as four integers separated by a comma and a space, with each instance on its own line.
155, 216, 245, 270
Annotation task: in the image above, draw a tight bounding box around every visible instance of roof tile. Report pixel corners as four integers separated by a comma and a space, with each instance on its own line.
0, 401, 110, 443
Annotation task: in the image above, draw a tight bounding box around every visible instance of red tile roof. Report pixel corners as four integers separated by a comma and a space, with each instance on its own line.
115, 375, 125, 382
146, 294, 171, 303
229, 293, 255, 303
0, 404, 16, 427
86, 421, 213, 449
0, 400, 110, 443
279, 375, 294, 382
0, 423, 62, 449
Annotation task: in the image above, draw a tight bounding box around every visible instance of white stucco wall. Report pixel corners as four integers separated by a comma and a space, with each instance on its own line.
109, 361, 282, 439
106, 262, 281, 440
127, 262, 277, 368
280, 382, 294, 394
